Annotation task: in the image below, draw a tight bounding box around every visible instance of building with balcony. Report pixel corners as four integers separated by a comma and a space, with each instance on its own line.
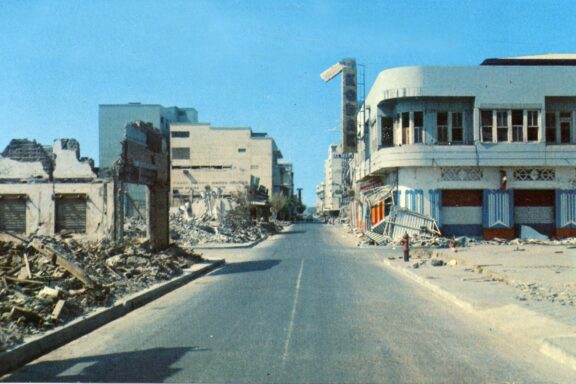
352, 54, 576, 239
169, 123, 283, 207
323, 144, 352, 216
274, 160, 294, 198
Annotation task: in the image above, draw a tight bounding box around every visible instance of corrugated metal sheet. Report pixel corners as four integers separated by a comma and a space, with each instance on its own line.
556, 189, 576, 228
483, 190, 513, 228
0, 197, 26, 233
56, 196, 87, 233
377, 208, 440, 240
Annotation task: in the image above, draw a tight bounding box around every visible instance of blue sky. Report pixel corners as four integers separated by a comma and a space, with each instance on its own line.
1, 0, 575, 205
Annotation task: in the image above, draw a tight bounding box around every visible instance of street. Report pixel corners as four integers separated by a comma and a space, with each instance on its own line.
5, 223, 575, 383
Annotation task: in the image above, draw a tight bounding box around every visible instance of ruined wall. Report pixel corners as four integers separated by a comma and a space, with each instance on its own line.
0, 138, 114, 241
0, 181, 115, 241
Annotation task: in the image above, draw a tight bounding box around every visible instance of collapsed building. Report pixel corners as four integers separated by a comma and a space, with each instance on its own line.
0, 121, 170, 251
351, 54, 576, 240
0, 139, 114, 241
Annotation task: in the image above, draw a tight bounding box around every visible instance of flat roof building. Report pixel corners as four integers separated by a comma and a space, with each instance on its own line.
169, 123, 283, 206
353, 54, 576, 239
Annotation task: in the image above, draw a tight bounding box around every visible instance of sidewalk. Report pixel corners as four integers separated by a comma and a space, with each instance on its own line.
379, 242, 576, 371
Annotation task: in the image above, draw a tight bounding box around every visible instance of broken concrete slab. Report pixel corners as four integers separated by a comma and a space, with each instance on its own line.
30, 238, 95, 289
520, 225, 549, 241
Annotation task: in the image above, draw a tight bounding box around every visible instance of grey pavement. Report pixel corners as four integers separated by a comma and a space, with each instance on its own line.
362, 234, 576, 372
4, 224, 576, 383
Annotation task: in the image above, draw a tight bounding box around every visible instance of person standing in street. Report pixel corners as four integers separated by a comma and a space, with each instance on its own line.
401, 232, 410, 262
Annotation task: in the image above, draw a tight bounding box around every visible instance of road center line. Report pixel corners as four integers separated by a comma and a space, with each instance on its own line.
282, 258, 305, 362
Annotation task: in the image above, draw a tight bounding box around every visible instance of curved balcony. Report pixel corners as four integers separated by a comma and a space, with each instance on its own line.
355, 143, 576, 181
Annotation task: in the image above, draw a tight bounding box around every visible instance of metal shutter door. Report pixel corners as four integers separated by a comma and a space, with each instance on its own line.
56, 197, 86, 233
0, 197, 26, 233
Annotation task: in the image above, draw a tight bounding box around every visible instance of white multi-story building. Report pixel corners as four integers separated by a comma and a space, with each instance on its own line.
169, 123, 283, 206
315, 182, 325, 213
352, 54, 576, 239
322, 144, 351, 215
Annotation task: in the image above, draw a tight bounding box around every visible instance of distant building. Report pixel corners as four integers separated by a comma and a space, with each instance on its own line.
352, 54, 576, 239
274, 160, 294, 198
98, 103, 198, 214
169, 123, 283, 206
323, 144, 351, 216
316, 182, 325, 213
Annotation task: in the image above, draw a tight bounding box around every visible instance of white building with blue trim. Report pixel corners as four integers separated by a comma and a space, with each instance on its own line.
352, 54, 576, 239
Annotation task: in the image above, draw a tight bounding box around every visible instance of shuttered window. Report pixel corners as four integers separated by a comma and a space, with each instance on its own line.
0, 195, 26, 233
55, 195, 87, 233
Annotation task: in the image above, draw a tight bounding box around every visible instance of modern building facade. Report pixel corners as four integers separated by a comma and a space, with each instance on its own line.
98, 103, 198, 214
352, 54, 576, 239
169, 123, 283, 206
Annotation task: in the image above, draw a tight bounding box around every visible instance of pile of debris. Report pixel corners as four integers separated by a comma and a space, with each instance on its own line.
167, 198, 281, 245
0, 236, 203, 352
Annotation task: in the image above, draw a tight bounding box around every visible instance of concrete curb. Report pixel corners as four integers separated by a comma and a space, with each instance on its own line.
380, 258, 576, 372
193, 224, 295, 250
0, 259, 225, 376
193, 237, 266, 250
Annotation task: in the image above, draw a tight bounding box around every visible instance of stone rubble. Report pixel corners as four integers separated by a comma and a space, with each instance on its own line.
0, 194, 284, 352
0, 234, 203, 352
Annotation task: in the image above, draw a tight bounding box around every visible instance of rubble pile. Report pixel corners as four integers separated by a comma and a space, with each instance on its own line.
0, 236, 203, 352
167, 202, 281, 245
513, 281, 576, 307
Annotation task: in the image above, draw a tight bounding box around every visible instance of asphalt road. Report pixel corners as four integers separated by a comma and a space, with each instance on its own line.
5, 224, 575, 383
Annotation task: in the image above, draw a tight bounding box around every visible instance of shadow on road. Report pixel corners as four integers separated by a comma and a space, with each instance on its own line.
275, 230, 307, 235
4, 346, 206, 382
210, 259, 281, 275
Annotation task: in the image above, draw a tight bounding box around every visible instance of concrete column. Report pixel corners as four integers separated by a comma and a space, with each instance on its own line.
113, 177, 124, 242
472, 108, 480, 143
147, 183, 170, 252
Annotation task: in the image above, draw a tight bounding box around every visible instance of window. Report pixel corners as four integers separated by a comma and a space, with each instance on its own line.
452, 112, 463, 143
481, 110, 493, 142
413, 112, 423, 144
437, 112, 448, 144
527, 111, 539, 141
546, 112, 556, 143
55, 195, 86, 233
402, 112, 410, 144
238, 148, 246, 153
0, 195, 26, 233
171, 131, 189, 138
496, 111, 508, 142
172, 147, 190, 159
512, 110, 523, 142
381, 117, 393, 147
560, 112, 571, 143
